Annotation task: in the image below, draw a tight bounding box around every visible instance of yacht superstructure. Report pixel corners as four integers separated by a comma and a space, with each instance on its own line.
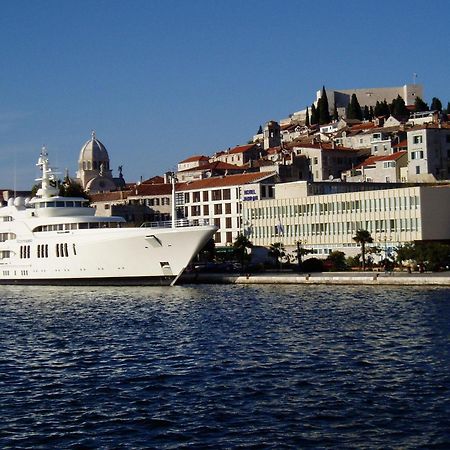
0, 149, 216, 285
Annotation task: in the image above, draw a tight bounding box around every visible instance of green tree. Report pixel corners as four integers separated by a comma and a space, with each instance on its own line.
346, 94, 362, 120
363, 105, 370, 121
397, 242, 450, 271
390, 95, 409, 117
374, 99, 390, 117
414, 96, 429, 112
326, 251, 347, 271
430, 97, 442, 111
268, 242, 286, 271
305, 107, 310, 127
293, 240, 313, 270
310, 103, 318, 125
59, 180, 90, 199
445, 102, 450, 115
333, 105, 339, 121
395, 243, 416, 267
257, 125, 263, 134
233, 233, 253, 270
318, 86, 331, 125
353, 229, 373, 271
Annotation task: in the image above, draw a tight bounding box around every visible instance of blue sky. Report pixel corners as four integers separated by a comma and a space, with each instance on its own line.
1, 0, 449, 189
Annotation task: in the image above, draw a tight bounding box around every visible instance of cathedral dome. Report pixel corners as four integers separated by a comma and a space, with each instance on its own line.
78, 131, 109, 165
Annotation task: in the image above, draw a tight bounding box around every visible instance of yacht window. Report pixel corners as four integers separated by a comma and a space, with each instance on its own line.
46, 202, 56, 207
56, 201, 65, 207
65, 201, 74, 207
79, 223, 88, 229
0, 251, 11, 259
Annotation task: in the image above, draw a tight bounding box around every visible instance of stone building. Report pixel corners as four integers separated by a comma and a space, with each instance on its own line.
76, 132, 125, 193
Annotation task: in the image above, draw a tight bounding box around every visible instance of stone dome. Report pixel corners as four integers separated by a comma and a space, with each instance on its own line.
78, 131, 109, 165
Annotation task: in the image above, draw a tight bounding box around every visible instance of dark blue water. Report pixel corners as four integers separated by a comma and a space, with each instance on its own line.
1, 284, 450, 449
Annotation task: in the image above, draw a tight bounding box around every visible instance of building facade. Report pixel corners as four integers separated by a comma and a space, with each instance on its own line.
242, 181, 450, 258
407, 125, 450, 182
177, 172, 278, 245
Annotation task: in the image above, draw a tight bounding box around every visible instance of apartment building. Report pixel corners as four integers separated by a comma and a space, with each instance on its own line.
242, 181, 450, 258
344, 151, 408, 183
176, 172, 278, 245
407, 125, 450, 182
289, 142, 370, 181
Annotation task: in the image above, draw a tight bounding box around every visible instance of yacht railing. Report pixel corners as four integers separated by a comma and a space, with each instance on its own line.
140, 218, 211, 229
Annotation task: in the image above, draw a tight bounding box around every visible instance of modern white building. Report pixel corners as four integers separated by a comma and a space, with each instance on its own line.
242, 181, 450, 258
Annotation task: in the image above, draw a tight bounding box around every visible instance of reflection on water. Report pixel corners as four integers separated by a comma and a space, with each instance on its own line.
1, 285, 450, 449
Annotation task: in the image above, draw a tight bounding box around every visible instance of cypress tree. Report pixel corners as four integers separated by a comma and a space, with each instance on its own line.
347, 93, 362, 120
430, 97, 442, 111
305, 107, 310, 127
257, 125, 263, 134
414, 96, 429, 112
333, 105, 338, 121
446, 102, 450, 115
376, 99, 390, 117
390, 95, 408, 117
363, 105, 370, 121
374, 101, 382, 117
310, 103, 318, 125
369, 106, 374, 120
318, 86, 331, 125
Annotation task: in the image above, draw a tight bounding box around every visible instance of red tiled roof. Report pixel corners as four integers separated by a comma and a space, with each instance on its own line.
142, 175, 164, 184
228, 144, 257, 154
355, 151, 407, 169
179, 155, 209, 164
349, 122, 376, 131
177, 172, 276, 191
393, 139, 408, 148
133, 183, 172, 196
90, 190, 132, 202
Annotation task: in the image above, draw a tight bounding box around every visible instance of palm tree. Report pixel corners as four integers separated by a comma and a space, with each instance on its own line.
293, 240, 313, 271
353, 229, 373, 271
268, 242, 286, 271
233, 233, 253, 270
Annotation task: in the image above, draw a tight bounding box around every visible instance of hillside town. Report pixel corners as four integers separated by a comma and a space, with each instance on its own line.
4, 83, 450, 269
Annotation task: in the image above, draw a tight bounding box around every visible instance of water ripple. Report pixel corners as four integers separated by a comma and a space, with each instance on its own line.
1, 285, 450, 449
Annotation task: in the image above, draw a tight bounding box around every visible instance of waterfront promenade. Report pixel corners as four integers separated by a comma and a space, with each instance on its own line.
180, 271, 450, 286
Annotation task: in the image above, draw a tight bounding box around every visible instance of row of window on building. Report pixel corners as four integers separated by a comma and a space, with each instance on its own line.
184, 188, 235, 204
250, 217, 421, 240
247, 195, 421, 220
188, 202, 234, 217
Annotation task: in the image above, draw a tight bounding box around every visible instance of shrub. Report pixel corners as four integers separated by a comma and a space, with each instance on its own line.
301, 257, 324, 273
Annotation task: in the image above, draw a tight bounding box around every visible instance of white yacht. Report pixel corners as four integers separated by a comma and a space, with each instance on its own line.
0, 149, 216, 285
